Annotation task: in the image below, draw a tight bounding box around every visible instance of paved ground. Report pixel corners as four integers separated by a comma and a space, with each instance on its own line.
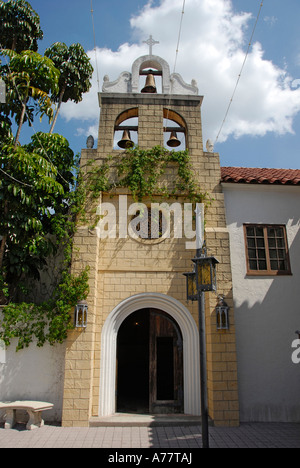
0, 422, 299, 448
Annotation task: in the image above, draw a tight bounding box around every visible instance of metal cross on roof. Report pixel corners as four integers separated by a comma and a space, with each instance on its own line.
143, 35, 159, 56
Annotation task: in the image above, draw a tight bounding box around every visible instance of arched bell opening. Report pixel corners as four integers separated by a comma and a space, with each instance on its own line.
163, 108, 187, 151
114, 108, 138, 150
139, 67, 162, 94
132, 55, 171, 93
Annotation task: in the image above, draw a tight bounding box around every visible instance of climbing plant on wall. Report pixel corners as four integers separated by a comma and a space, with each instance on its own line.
115, 145, 208, 203
84, 145, 209, 205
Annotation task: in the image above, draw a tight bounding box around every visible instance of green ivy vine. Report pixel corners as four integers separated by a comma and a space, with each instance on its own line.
0, 268, 90, 351
85, 145, 209, 204
0, 145, 207, 351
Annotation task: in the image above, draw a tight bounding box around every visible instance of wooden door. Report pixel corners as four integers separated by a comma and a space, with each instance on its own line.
149, 309, 183, 414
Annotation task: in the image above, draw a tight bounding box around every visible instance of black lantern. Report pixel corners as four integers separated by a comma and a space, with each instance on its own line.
183, 271, 197, 302
192, 255, 219, 292
216, 296, 230, 331
75, 300, 88, 328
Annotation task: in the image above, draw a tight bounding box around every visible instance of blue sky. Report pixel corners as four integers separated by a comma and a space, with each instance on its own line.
12, 0, 300, 169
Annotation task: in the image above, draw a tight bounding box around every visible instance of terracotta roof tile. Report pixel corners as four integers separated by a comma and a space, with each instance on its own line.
221, 167, 300, 186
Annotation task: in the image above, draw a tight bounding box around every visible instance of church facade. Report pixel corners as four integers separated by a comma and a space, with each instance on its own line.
61, 51, 239, 427
1, 49, 299, 428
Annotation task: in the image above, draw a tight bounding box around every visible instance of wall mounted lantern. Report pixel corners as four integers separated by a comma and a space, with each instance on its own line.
216, 295, 230, 331
0, 78, 6, 104
183, 270, 197, 302
75, 300, 88, 329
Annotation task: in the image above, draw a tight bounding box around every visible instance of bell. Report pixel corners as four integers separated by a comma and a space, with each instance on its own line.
117, 130, 134, 149
141, 73, 157, 93
167, 131, 181, 148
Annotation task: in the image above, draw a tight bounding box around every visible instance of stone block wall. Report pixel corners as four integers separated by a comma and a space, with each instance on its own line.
61, 93, 239, 427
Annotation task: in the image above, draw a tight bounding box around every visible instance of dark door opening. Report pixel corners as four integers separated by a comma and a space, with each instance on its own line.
149, 310, 183, 414
116, 309, 183, 414
156, 337, 174, 400
117, 310, 150, 413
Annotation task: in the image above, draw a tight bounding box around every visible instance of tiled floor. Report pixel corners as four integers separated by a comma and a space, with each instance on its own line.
0, 422, 299, 448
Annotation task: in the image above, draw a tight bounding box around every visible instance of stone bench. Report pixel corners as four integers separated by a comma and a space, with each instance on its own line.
0, 401, 53, 430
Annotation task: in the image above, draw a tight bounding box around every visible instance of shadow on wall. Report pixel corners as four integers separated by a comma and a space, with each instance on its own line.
233, 226, 300, 422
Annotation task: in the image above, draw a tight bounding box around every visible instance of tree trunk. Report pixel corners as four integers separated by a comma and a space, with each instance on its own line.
0, 231, 8, 304
11, 36, 17, 51
0, 234, 7, 271
49, 84, 66, 135
14, 97, 27, 147
0, 201, 8, 271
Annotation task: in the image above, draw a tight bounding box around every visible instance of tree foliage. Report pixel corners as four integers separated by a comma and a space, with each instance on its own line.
0, 133, 73, 291
0, 1, 91, 349
45, 42, 93, 134
0, 0, 43, 52
1, 49, 60, 145
45, 42, 93, 105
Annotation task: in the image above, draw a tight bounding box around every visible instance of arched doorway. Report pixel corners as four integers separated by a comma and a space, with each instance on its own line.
117, 309, 183, 414
99, 293, 201, 417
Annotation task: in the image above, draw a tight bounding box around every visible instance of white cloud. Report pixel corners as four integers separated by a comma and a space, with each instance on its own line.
61, 0, 300, 145
292, 79, 300, 89
263, 16, 278, 26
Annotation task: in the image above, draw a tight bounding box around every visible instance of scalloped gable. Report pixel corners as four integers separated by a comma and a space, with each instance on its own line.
102, 53, 198, 95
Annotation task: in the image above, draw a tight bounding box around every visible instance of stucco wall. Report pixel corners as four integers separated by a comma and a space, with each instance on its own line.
0, 340, 65, 423
223, 183, 300, 422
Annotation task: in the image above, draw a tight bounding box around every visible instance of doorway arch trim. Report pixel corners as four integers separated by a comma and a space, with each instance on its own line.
99, 293, 201, 416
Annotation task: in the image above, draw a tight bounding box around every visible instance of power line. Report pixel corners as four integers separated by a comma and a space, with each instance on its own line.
164, 0, 186, 137
173, 0, 186, 75
214, 0, 264, 146
0, 167, 34, 187
91, 0, 101, 93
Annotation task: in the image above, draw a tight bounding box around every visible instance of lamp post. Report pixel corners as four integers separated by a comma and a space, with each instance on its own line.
183, 205, 219, 449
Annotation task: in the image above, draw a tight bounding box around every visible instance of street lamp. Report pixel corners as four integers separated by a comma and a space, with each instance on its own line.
184, 239, 219, 449
192, 252, 219, 292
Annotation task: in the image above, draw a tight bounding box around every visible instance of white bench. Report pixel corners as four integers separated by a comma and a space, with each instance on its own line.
0, 401, 53, 430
